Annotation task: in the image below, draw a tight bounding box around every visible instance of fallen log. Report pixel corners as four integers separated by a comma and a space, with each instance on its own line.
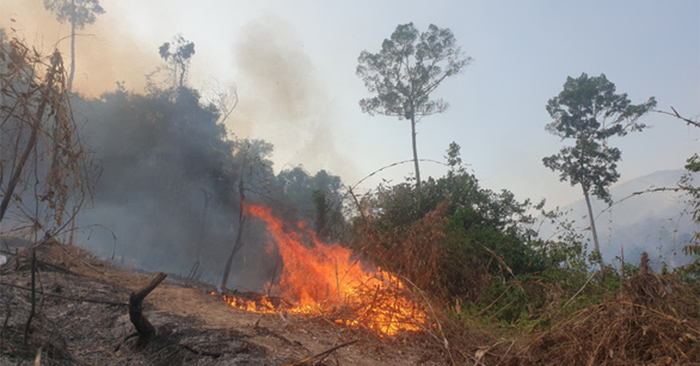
129, 272, 167, 347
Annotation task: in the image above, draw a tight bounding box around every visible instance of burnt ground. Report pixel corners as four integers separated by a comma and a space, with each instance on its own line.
0, 241, 454, 366
4, 241, 694, 365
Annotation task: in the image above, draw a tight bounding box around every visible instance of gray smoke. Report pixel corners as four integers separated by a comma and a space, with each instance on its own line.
229, 14, 359, 181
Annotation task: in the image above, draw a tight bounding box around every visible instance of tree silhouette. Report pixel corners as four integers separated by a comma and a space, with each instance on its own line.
357, 23, 470, 188
159, 35, 196, 89
543, 73, 656, 274
44, 0, 104, 93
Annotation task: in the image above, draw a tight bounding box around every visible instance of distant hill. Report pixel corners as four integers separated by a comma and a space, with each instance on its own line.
540, 169, 698, 270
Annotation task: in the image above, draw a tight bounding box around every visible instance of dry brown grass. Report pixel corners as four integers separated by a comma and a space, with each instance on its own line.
503, 254, 700, 366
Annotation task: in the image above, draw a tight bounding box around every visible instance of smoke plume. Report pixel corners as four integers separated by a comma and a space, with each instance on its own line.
230, 14, 358, 181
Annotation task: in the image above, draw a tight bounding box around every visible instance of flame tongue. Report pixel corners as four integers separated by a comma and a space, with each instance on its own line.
224, 203, 427, 336
247, 204, 362, 307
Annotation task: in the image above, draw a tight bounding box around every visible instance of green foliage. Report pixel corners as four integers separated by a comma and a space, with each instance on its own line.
543, 73, 656, 204
679, 154, 700, 278
471, 265, 626, 327
445, 141, 463, 177
356, 23, 469, 120
351, 141, 652, 328
534, 208, 591, 273
352, 143, 544, 301
356, 23, 470, 187
88, 86, 234, 204
652, 109, 700, 282
543, 73, 656, 273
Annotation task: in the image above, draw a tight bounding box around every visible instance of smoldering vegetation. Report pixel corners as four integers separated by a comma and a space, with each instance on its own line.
72, 85, 346, 289
0, 15, 350, 292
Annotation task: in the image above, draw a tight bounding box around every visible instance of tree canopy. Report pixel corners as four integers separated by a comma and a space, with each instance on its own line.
43, 0, 104, 28
543, 73, 656, 203
356, 23, 470, 188
543, 72, 656, 272
159, 35, 196, 89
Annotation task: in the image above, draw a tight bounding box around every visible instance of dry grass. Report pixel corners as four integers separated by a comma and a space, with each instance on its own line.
503, 254, 700, 366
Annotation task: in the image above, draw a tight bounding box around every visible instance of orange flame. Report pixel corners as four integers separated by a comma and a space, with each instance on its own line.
221, 203, 428, 336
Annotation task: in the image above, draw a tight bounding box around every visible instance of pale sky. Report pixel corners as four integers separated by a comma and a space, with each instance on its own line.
2, 0, 699, 209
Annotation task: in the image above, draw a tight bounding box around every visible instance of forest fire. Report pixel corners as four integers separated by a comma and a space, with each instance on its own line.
220, 204, 429, 337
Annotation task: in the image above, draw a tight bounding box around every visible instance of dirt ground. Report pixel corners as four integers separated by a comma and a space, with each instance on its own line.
0, 241, 451, 366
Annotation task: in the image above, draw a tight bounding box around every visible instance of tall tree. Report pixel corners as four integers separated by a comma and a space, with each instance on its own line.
542, 73, 656, 273
44, 0, 105, 93
357, 23, 470, 188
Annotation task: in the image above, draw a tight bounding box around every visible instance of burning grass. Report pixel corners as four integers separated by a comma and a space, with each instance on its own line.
219, 204, 430, 337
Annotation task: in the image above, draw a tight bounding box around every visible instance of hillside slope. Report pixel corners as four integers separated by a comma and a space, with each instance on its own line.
0, 241, 456, 366
541, 169, 698, 268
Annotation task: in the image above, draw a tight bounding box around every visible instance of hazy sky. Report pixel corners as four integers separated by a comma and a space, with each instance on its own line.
2, 0, 698, 209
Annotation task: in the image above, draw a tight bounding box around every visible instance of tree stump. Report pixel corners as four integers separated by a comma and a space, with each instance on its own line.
129, 272, 167, 347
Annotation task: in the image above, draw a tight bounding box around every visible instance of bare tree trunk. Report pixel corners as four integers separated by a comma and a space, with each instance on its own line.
220, 163, 246, 291
221, 209, 244, 291
410, 115, 421, 189
189, 188, 209, 282
68, 0, 76, 93
582, 183, 605, 274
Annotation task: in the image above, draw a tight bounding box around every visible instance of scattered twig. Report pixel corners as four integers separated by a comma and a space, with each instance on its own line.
398, 274, 457, 366
477, 289, 508, 317
479, 244, 515, 278
180, 344, 223, 358
560, 270, 598, 311
277, 340, 357, 366
495, 340, 516, 366
618, 301, 700, 335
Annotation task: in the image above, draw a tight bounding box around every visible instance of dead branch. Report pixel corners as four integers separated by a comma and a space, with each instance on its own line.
655, 107, 700, 129
128, 272, 167, 347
